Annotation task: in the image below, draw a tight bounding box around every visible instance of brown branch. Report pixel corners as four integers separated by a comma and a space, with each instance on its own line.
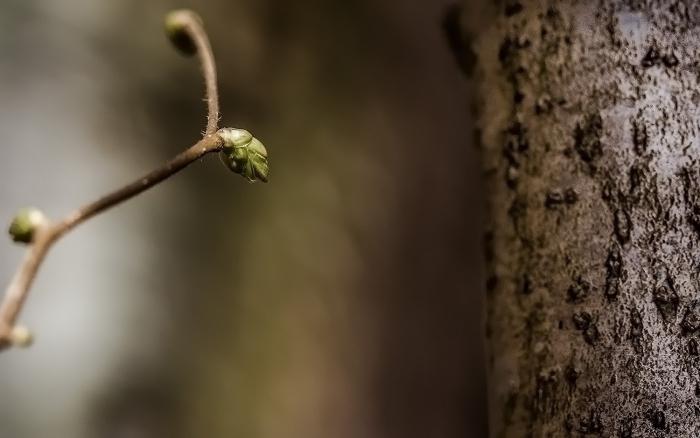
191, 16, 220, 135
57, 135, 223, 236
0, 10, 224, 349
167, 10, 220, 135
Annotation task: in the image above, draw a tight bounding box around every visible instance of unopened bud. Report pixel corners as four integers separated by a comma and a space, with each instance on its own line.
9, 325, 33, 348
218, 128, 270, 183
8, 208, 47, 244
164, 10, 202, 56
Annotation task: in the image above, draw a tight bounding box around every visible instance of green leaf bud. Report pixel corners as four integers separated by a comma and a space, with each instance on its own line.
218, 128, 269, 183
8, 208, 47, 244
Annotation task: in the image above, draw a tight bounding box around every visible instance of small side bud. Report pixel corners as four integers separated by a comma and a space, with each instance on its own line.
8, 208, 47, 244
218, 128, 270, 183
9, 325, 33, 348
164, 10, 202, 56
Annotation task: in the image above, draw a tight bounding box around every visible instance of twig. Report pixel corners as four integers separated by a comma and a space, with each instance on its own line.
0, 10, 225, 349
166, 9, 220, 135
191, 17, 220, 135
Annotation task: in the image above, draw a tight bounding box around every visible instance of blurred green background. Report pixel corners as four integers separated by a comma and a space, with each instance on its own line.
0, 0, 485, 437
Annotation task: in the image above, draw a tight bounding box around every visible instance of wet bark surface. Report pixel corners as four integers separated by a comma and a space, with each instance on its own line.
465, 1, 700, 436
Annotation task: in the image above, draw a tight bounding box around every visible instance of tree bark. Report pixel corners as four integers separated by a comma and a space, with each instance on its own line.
467, 1, 700, 436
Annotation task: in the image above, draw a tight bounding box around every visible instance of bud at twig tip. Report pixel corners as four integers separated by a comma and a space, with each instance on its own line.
164, 10, 202, 56
10, 325, 33, 348
8, 208, 47, 244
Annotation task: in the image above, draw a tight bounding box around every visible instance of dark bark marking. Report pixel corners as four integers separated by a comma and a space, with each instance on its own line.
545, 188, 578, 209
505, 1, 524, 17
605, 246, 626, 301
504, 122, 529, 189
605, 280, 621, 301
628, 164, 646, 198
520, 274, 533, 295
687, 204, 700, 237
680, 300, 700, 334
605, 247, 625, 281
640, 45, 678, 70
572, 311, 599, 345
602, 179, 621, 205
564, 363, 580, 390
578, 409, 604, 434
641, 46, 660, 68
498, 35, 531, 67
662, 52, 679, 68
507, 121, 529, 153
513, 89, 525, 105
629, 310, 643, 338
568, 276, 591, 303
583, 323, 600, 346
653, 284, 680, 324
613, 208, 632, 245
618, 419, 633, 438
508, 196, 528, 238
572, 311, 592, 330
645, 408, 667, 431
632, 118, 648, 156
574, 113, 604, 169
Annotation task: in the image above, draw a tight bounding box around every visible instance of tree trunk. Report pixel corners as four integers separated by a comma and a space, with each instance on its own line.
466, 1, 700, 436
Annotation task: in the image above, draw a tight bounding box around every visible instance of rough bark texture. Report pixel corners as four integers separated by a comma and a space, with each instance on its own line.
467, 1, 700, 436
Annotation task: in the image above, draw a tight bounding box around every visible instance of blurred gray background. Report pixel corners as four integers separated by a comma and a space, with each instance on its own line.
0, 0, 485, 437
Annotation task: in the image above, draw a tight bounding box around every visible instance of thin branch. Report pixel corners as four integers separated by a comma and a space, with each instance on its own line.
0, 10, 225, 349
191, 17, 220, 135
169, 10, 220, 135
57, 135, 223, 236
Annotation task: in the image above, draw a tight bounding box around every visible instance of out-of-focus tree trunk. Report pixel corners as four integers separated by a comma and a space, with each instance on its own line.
463, 1, 700, 436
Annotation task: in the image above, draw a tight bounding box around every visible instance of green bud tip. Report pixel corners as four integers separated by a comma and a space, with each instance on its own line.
218, 128, 270, 183
9, 325, 33, 348
164, 10, 202, 56
8, 208, 47, 244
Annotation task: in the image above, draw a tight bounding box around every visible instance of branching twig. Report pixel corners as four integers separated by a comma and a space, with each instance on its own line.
0, 10, 265, 350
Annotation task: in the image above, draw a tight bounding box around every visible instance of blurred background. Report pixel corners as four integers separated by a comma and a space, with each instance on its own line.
0, 0, 484, 437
